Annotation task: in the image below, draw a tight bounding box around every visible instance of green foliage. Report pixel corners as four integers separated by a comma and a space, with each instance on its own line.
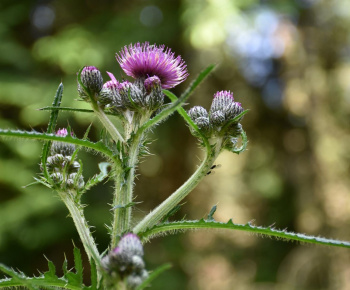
41, 83, 64, 180
81, 162, 111, 194
0, 129, 114, 157
0, 246, 99, 290
138, 218, 350, 249
40, 106, 96, 114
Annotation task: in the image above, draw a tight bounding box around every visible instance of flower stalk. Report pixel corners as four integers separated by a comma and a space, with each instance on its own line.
111, 125, 145, 248
133, 139, 223, 234
58, 191, 100, 263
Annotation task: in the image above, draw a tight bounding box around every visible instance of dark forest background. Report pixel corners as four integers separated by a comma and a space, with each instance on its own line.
1, 0, 350, 289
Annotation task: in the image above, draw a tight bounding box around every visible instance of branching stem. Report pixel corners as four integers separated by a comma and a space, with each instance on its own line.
133, 139, 223, 234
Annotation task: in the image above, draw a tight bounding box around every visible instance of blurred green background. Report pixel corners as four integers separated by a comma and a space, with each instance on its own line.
1, 0, 350, 289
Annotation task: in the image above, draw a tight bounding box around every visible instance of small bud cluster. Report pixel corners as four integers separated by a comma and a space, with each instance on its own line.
188, 91, 244, 149
99, 73, 164, 113
102, 233, 148, 289
42, 129, 84, 190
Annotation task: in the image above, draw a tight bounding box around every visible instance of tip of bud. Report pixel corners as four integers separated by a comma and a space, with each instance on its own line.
213, 90, 234, 100
144, 76, 161, 93
78, 66, 104, 97
56, 128, 68, 137
118, 81, 132, 91
83, 66, 99, 72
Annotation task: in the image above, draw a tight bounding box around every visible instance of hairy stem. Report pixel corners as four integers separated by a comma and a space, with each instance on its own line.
92, 104, 125, 144
111, 132, 143, 248
133, 139, 222, 234
58, 191, 100, 263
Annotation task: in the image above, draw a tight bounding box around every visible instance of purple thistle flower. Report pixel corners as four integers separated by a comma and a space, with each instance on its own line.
116, 42, 189, 89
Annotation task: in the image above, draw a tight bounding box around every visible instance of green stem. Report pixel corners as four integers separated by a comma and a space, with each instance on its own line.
111, 163, 126, 247
77, 68, 125, 144
111, 132, 143, 247
58, 191, 100, 264
133, 139, 222, 234
93, 104, 125, 144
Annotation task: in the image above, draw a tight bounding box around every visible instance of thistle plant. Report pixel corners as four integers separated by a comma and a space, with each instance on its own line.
0, 41, 349, 289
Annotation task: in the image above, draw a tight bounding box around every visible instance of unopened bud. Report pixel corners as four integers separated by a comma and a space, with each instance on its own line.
51, 129, 75, 156
210, 111, 225, 127
143, 76, 163, 110
78, 66, 103, 99
188, 106, 210, 131
50, 172, 63, 183
209, 91, 244, 127
118, 233, 144, 257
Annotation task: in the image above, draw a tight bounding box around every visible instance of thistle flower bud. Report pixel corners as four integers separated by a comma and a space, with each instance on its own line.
118, 233, 144, 257
50, 172, 63, 183
126, 271, 149, 289
78, 66, 103, 99
66, 173, 85, 189
51, 129, 75, 156
41, 128, 84, 191
143, 76, 164, 110
102, 233, 147, 286
210, 111, 225, 127
209, 91, 244, 128
188, 106, 210, 131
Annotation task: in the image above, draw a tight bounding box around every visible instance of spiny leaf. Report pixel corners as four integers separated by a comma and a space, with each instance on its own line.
138, 219, 350, 249
41, 83, 64, 180
160, 204, 183, 223
0, 250, 90, 289
0, 129, 114, 157
40, 106, 95, 114
135, 263, 172, 290
83, 123, 93, 140
0, 264, 38, 289
82, 162, 112, 194
44, 259, 57, 280
88, 260, 98, 290
23, 177, 52, 189
73, 246, 83, 285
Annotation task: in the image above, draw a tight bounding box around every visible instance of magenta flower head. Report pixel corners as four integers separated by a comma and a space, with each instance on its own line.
116, 42, 189, 89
